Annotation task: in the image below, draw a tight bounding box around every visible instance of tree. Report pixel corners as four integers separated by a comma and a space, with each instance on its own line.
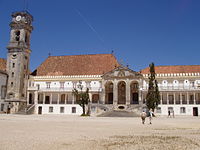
72, 87, 90, 116
146, 63, 160, 111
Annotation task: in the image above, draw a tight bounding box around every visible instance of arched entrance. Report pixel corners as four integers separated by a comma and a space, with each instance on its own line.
105, 82, 113, 104
130, 81, 139, 104
118, 81, 126, 104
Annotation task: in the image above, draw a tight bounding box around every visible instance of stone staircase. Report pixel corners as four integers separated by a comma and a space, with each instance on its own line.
90, 103, 142, 117
15, 104, 35, 115
97, 110, 140, 117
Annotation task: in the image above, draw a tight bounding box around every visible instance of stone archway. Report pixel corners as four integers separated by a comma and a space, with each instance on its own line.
130, 81, 139, 104
105, 82, 113, 104
118, 81, 126, 104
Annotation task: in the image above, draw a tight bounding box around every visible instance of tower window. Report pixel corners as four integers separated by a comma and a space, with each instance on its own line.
11, 82, 13, 87
12, 63, 15, 68
15, 31, 20, 41
12, 72, 14, 77
25, 33, 29, 45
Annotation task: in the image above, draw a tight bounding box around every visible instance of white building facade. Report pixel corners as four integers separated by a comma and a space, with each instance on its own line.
142, 67, 200, 116
1, 11, 200, 116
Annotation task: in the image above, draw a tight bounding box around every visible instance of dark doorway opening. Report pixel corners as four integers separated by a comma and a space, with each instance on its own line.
45, 96, 50, 104
38, 106, 42, 114
108, 93, 113, 104
193, 107, 198, 116
29, 93, 33, 104
132, 93, 139, 104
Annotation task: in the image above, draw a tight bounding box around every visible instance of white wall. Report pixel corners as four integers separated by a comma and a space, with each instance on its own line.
157, 105, 200, 116
35, 104, 82, 115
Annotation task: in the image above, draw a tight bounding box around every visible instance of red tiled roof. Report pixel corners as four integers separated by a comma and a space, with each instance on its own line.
0, 58, 6, 72
140, 65, 200, 74
33, 54, 119, 76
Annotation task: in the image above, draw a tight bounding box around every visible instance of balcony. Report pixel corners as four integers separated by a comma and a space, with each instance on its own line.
27, 86, 39, 91
143, 84, 200, 91
34, 87, 102, 92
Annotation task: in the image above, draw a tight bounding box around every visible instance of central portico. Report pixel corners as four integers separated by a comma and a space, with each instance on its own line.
101, 66, 144, 111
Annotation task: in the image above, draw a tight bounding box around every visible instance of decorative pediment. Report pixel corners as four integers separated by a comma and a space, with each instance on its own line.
102, 65, 142, 80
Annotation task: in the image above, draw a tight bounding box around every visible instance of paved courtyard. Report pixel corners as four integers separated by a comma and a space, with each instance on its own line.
0, 115, 200, 150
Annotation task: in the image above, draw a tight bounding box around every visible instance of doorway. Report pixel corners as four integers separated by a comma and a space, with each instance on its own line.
193, 107, 198, 116
108, 93, 113, 104
45, 96, 50, 104
132, 93, 139, 104
38, 106, 42, 114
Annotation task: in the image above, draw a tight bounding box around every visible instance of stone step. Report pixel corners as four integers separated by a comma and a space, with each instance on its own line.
98, 110, 140, 117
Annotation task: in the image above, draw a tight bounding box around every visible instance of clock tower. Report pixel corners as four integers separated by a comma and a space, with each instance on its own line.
6, 11, 33, 113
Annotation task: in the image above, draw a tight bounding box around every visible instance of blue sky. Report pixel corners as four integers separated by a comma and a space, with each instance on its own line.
0, 0, 200, 72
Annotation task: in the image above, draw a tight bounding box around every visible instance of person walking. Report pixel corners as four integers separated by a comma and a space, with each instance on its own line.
149, 109, 153, 124
141, 110, 147, 124
168, 110, 171, 118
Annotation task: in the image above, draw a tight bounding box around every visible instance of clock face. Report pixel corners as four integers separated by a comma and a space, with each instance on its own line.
16, 15, 21, 21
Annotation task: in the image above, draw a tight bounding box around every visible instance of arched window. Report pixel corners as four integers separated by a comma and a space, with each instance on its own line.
130, 81, 139, 104
25, 33, 29, 45
15, 30, 20, 41
118, 81, 126, 104
105, 82, 113, 104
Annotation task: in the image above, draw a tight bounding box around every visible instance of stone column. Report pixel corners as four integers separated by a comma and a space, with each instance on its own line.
187, 92, 189, 104
160, 92, 162, 105
101, 80, 105, 104
72, 94, 75, 104
180, 92, 182, 105
57, 93, 59, 104
43, 93, 45, 104
50, 93, 53, 104
65, 94, 67, 104
34, 91, 38, 104
173, 93, 176, 104
89, 93, 92, 103
113, 79, 118, 106
167, 92, 169, 105
126, 80, 130, 105
194, 92, 196, 104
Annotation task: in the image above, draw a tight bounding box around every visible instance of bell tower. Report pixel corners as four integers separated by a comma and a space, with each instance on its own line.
6, 11, 33, 113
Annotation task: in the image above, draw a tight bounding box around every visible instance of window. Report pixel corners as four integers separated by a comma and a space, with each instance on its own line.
92, 94, 99, 103
60, 107, 64, 113
12, 72, 14, 77
72, 107, 76, 113
49, 107, 53, 113
1, 104, 4, 111
11, 82, 13, 87
46, 82, 51, 89
168, 107, 173, 112
1, 86, 6, 99
156, 107, 161, 113
15, 30, 20, 41
12, 63, 15, 68
180, 107, 186, 113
